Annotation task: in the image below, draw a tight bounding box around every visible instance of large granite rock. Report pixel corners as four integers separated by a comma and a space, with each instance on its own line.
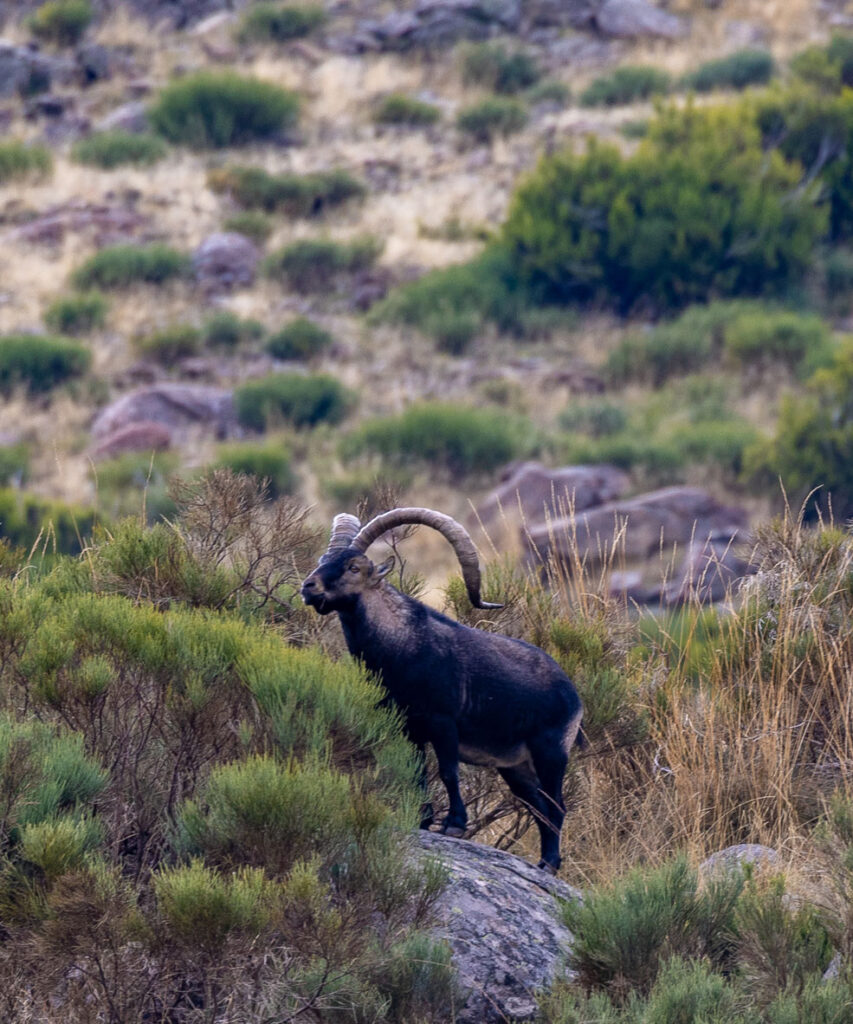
192, 232, 260, 295
594, 0, 688, 39
416, 831, 580, 1023
0, 40, 76, 97
91, 384, 236, 441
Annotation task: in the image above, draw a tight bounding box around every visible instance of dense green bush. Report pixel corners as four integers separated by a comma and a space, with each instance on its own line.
527, 78, 571, 107
71, 131, 167, 169
0, 140, 52, 183
222, 209, 274, 243
266, 317, 333, 360
0, 487, 96, 554
209, 165, 366, 216
723, 309, 833, 374
234, 372, 353, 430
149, 72, 300, 149
423, 308, 481, 354
682, 48, 775, 92
212, 440, 295, 497
580, 65, 671, 107
0, 333, 90, 396
461, 42, 540, 94
28, 0, 93, 45
93, 452, 177, 523
201, 310, 265, 349
559, 399, 628, 438
0, 443, 29, 487
503, 104, 826, 311
134, 325, 201, 364
44, 292, 108, 335
373, 93, 441, 127
263, 236, 381, 291
237, 2, 326, 43
343, 402, 525, 476
71, 244, 189, 290
456, 97, 527, 142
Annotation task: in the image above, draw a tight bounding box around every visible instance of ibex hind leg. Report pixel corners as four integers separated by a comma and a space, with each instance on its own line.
527, 730, 570, 873
431, 726, 467, 837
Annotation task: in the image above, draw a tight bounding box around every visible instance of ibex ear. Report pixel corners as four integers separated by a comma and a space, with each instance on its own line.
373, 556, 395, 580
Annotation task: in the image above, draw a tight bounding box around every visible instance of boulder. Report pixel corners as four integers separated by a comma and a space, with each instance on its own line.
90, 421, 172, 461
594, 0, 688, 39
124, 0, 247, 28
524, 0, 597, 29
192, 232, 260, 295
10, 201, 149, 248
699, 844, 779, 879
95, 100, 150, 135
524, 486, 748, 572
663, 530, 755, 605
476, 461, 630, 532
416, 831, 580, 1023
0, 40, 76, 97
91, 384, 236, 441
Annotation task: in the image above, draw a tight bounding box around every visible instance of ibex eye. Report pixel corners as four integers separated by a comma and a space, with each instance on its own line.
349, 564, 360, 574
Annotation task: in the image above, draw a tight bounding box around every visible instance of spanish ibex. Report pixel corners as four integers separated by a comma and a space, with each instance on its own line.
300, 506, 583, 873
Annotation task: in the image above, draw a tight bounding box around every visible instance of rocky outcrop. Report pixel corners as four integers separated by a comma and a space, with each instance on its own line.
594, 0, 688, 39
91, 384, 236, 442
663, 531, 755, 605
192, 232, 260, 295
416, 831, 579, 1024
0, 40, 76, 97
698, 844, 780, 878
90, 421, 172, 461
9, 201, 150, 248
95, 100, 150, 134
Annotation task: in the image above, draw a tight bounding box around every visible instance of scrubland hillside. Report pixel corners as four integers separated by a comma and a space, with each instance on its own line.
1, 0, 853, 1020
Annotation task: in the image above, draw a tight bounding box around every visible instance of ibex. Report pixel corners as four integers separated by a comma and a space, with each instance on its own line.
300, 507, 583, 873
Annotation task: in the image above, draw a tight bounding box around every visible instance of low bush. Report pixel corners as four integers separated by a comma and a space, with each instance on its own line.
93, 452, 178, 523
0, 140, 52, 183
43, 292, 108, 335
133, 325, 201, 364
28, 0, 92, 46
461, 42, 540, 94
209, 165, 366, 216
71, 243, 189, 290
71, 131, 167, 169
373, 93, 441, 127
456, 97, 527, 142
342, 402, 526, 476
266, 317, 333, 360
234, 372, 354, 430
822, 247, 853, 313
222, 210, 273, 244
237, 2, 326, 43
0, 443, 29, 487
526, 78, 571, 107
149, 72, 300, 149
682, 48, 775, 92
263, 236, 381, 291
0, 333, 90, 396
212, 440, 295, 498
723, 309, 833, 374
0, 487, 96, 554
559, 400, 628, 438
423, 308, 481, 354
201, 310, 265, 349
580, 65, 670, 107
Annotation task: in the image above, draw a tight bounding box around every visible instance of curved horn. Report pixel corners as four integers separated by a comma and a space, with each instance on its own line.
319, 513, 361, 564
351, 507, 502, 609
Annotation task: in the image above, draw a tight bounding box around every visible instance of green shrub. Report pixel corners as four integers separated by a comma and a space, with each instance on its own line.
822, 247, 853, 313
527, 78, 571, 107
149, 72, 300, 149
790, 34, 853, 92
682, 48, 775, 92
0, 334, 90, 396
43, 292, 107, 336
266, 318, 333, 360
671, 419, 758, 478
222, 210, 274, 244
0, 489, 96, 555
71, 131, 166, 169
456, 97, 527, 142
373, 93, 441, 127
503, 104, 826, 311
134, 325, 201, 364
234, 373, 353, 430
19, 816, 103, 881
343, 402, 525, 476
0, 140, 52, 183
461, 42, 540, 94
201, 310, 265, 349
580, 65, 671, 107
237, 2, 326, 43
559, 400, 628, 438
263, 236, 381, 292
28, 0, 93, 46
563, 856, 743, 997
71, 244, 189, 290
0, 444, 28, 487
723, 309, 833, 374
209, 165, 366, 216
212, 440, 295, 497
643, 957, 741, 1024
560, 432, 684, 483
423, 308, 481, 354
93, 452, 178, 523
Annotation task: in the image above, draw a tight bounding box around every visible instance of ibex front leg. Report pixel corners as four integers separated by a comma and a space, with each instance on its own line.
431, 722, 466, 837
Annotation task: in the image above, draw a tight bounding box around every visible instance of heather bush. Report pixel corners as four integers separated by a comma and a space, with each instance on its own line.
28, 0, 92, 45
456, 96, 527, 142
0, 333, 90, 395
0, 488, 96, 555
133, 324, 201, 364
723, 309, 833, 375
93, 452, 178, 523
149, 72, 299, 149
44, 292, 108, 335
72, 131, 166, 169
580, 65, 670, 106
209, 165, 366, 216
373, 93, 441, 127
266, 317, 333, 360
527, 78, 571, 108
0, 140, 52, 182
263, 236, 381, 291
682, 48, 775, 92
201, 310, 265, 349
461, 41, 540, 94
234, 372, 354, 430
71, 244, 189, 290
222, 209, 274, 243
212, 440, 295, 497
0, 443, 28, 487
237, 2, 326, 43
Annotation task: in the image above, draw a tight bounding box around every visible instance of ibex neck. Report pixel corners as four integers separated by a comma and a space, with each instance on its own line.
338, 585, 412, 662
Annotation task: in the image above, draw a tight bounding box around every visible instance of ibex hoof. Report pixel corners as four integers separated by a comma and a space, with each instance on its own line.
537, 859, 559, 876
442, 825, 466, 838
